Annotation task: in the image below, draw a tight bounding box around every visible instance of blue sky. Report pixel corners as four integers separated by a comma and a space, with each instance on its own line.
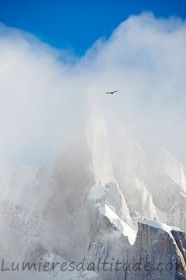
0, 0, 186, 55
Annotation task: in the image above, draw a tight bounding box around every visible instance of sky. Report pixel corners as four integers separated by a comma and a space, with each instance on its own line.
0, 0, 186, 55
0, 1, 186, 167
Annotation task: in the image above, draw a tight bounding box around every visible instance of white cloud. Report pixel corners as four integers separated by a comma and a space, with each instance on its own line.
0, 13, 186, 166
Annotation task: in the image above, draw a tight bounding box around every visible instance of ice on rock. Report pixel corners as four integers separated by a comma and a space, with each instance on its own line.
155, 148, 186, 192
112, 126, 157, 221
88, 181, 135, 230
100, 203, 136, 244
87, 182, 186, 279
86, 101, 114, 185
152, 148, 186, 231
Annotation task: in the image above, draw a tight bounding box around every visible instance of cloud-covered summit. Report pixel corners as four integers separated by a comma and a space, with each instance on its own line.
0, 13, 186, 166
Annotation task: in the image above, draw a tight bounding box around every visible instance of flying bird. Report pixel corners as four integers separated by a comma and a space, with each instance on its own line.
105, 90, 119, 94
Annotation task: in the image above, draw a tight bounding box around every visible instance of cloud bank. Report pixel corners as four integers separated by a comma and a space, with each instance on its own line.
0, 13, 186, 166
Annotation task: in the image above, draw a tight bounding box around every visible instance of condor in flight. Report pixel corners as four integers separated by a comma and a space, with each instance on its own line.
105, 90, 119, 94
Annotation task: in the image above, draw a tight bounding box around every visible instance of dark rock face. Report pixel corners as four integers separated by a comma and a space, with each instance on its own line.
171, 229, 186, 279
133, 222, 186, 280
87, 221, 186, 279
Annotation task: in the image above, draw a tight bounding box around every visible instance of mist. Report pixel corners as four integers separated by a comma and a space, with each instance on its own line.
0, 12, 186, 166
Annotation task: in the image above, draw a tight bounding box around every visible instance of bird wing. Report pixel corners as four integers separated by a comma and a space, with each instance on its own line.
105, 90, 119, 94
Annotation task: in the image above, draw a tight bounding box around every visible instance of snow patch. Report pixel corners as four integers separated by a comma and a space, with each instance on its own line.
139, 219, 181, 235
